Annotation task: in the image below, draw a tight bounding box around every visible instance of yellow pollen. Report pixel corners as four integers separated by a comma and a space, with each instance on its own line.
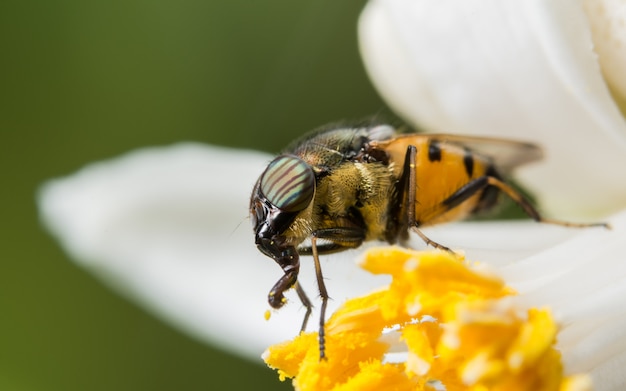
263, 247, 591, 391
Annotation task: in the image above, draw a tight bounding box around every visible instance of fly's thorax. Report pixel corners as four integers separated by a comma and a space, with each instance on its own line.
318, 163, 363, 214
311, 161, 395, 242
285, 125, 395, 167
355, 162, 396, 241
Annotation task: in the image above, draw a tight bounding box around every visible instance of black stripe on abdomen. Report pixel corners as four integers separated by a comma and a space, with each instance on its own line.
463, 148, 474, 178
428, 140, 442, 162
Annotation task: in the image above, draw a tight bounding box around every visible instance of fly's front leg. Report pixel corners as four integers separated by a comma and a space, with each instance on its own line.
399, 145, 453, 252
294, 282, 313, 333
302, 227, 365, 360
310, 235, 329, 360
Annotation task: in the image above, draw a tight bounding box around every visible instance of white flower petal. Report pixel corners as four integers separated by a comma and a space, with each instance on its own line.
584, 0, 626, 103
499, 209, 626, 386
417, 220, 578, 267
359, 0, 626, 218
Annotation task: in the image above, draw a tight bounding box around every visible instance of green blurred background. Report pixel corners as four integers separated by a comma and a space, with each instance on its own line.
0, 1, 387, 390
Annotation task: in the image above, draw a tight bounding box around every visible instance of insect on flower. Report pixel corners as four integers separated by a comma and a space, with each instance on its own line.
249, 123, 608, 359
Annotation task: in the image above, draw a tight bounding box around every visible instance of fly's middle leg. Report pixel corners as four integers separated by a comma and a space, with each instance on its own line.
399, 145, 454, 253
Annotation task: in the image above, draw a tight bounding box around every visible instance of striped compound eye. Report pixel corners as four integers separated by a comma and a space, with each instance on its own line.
260, 155, 315, 212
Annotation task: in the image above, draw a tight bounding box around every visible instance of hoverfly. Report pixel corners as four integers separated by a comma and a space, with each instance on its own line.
249, 123, 607, 359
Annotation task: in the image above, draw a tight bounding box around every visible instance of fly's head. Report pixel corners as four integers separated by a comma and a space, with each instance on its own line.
250, 155, 316, 309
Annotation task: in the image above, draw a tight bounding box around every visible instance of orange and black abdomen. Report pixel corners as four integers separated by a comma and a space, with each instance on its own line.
375, 135, 500, 227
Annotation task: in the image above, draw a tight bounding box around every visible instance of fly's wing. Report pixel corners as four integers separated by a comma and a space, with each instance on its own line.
427, 134, 543, 173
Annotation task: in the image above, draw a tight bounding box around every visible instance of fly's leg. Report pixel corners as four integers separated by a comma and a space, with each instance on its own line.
412, 227, 452, 252
400, 145, 454, 252
482, 177, 610, 229
311, 235, 330, 361
294, 282, 313, 333
297, 227, 365, 361
422, 175, 610, 230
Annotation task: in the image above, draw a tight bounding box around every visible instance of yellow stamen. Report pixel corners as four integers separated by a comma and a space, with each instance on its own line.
263, 247, 591, 391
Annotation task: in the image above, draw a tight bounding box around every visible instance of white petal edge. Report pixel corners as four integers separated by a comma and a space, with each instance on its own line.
37, 143, 594, 359
500, 209, 626, 389
583, 0, 626, 103
359, 0, 626, 219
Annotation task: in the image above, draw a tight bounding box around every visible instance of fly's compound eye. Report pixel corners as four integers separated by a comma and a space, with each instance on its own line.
260, 155, 315, 212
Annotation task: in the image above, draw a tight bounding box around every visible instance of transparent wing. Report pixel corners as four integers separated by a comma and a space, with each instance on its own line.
426, 133, 543, 173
